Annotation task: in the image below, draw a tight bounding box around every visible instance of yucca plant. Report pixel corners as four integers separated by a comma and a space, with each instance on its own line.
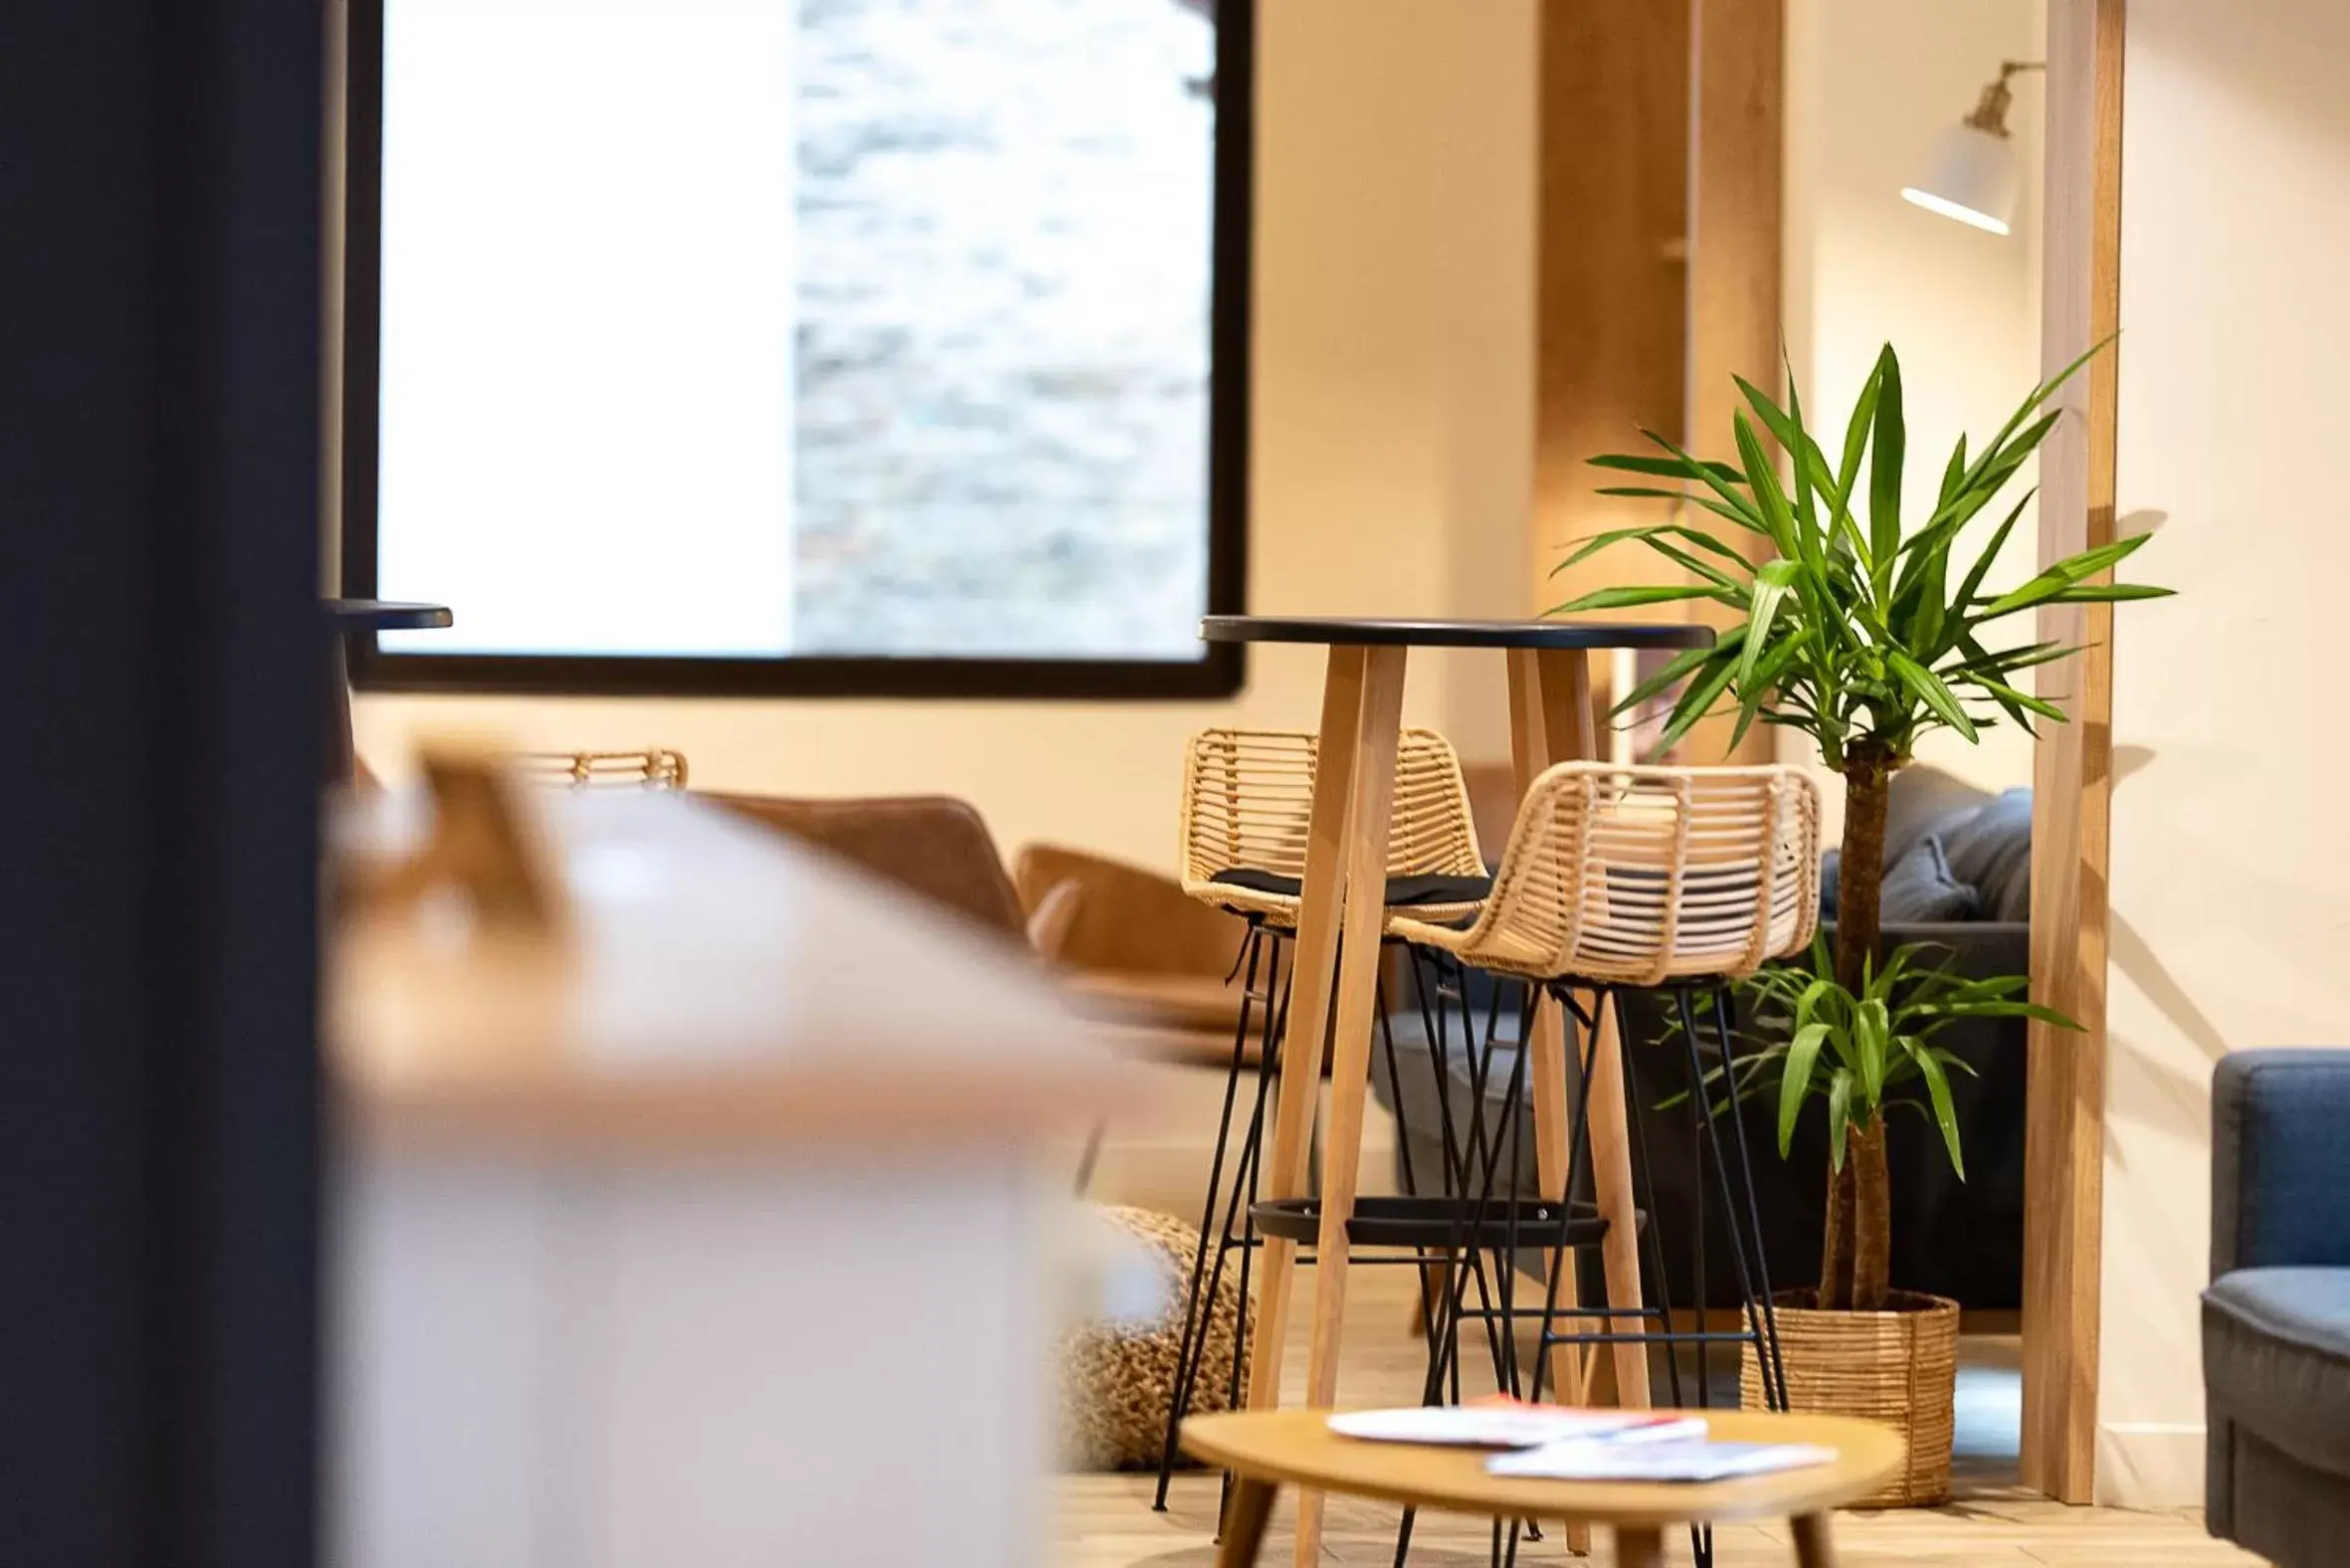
1712, 933, 2071, 1224
1552, 341, 2168, 1310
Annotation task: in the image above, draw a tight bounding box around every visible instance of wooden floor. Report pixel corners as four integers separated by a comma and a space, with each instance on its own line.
1057, 1265, 2263, 1568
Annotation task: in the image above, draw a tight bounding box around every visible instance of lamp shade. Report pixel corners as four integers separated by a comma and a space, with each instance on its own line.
1901, 122, 2021, 236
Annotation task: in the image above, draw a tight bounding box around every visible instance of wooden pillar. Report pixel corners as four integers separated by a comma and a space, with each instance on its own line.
1680, 0, 1783, 765
1533, 0, 1691, 680
2022, 0, 2125, 1506
1536, 0, 1781, 765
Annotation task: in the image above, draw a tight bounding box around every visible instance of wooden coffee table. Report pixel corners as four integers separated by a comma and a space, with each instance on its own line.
1180, 1409, 1904, 1567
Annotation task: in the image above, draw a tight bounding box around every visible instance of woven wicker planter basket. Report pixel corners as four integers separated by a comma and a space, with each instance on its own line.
1739, 1288, 1959, 1507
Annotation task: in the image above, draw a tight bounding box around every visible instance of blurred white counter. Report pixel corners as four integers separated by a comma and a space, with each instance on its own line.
326, 789, 1131, 1568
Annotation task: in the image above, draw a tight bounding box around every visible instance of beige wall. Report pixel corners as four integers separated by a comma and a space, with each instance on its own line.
2094, 0, 2350, 1506
352, 0, 1536, 870
1783, 0, 2046, 828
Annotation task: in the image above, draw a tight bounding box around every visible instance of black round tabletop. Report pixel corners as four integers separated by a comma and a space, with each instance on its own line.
324, 598, 453, 633
1201, 616, 1712, 651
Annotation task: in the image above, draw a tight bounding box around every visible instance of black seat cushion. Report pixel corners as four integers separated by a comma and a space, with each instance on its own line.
1208, 867, 1492, 907
2205, 1268, 2350, 1477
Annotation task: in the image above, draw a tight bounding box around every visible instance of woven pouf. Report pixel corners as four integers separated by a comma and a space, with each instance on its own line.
1057, 1205, 1253, 1470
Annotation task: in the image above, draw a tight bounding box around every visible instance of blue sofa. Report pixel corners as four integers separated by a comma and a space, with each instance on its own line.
2205, 1050, 2350, 1565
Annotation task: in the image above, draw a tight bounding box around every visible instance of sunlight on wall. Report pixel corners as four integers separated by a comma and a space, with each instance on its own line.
1783, 0, 2047, 835
2096, 0, 2350, 1506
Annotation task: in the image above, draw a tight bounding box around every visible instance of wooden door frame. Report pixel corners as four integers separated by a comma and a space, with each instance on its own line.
2021, 0, 2126, 1505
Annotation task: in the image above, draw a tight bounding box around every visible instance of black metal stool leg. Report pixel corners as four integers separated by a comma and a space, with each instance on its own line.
1073, 1121, 1105, 1196
1672, 986, 1783, 1410
1526, 984, 1601, 1408
1664, 988, 1721, 1568
1711, 984, 1791, 1411
1153, 923, 1270, 1508
1198, 941, 1290, 1533
1406, 946, 1502, 1403
1408, 946, 1468, 1349
1614, 990, 1688, 1418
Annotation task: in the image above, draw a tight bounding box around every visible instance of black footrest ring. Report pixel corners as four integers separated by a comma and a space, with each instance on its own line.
1246, 1194, 1631, 1251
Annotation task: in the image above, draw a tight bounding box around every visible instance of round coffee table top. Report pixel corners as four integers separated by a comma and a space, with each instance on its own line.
1179, 1409, 1903, 1529
1200, 616, 1712, 651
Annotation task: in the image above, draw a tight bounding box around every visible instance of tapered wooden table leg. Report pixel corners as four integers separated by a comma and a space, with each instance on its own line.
1579, 991, 1653, 1408
1611, 1524, 1665, 1568
1289, 645, 1409, 1568
1791, 1511, 1840, 1567
1512, 649, 1655, 1417
1214, 1477, 1278, 1567
1505, 649, 1598, 1561
1243, 648, 1373, 1420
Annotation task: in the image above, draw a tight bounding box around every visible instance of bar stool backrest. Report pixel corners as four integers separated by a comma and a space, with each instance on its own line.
1178, 727, 1484, 891
521, 749, 689, 790
1469, 762, 1821, 986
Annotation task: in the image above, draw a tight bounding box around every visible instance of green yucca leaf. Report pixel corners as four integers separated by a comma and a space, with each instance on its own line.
1635, 428, 1776, 531
1733, 373, 1825, 541
1738, 557, 1801, 689
1614, 637, 1737, 717
1951, 635, 2074, 677
1638, 533, 1749, 592
1548, 583, 1736, 615
1955, 332, 2114, 499
1834, 361, 1882, 560
1951, 666, 2064, 724
1950, 489, 2039, 616
1977, 532, 2157, 619
1938, 434, 1970, 510
1867, 346, 1906, 592
1779, 1022, 1831, 1157
1590, 451, 1748, 486
1911, 529, 1951, 656
1732, 413, 1802, 559
2038, 583, 2175, 605
1913, 1046, 1965, 1179
1593, 486, 1775, 539
1561, 519, 1754, 573
1556, 523, 1747, 577
1658, 648, 1744, 752
1886, 649, 1977, 741
1728, 635, 1805, 752
1826, 1070, 1854, 1172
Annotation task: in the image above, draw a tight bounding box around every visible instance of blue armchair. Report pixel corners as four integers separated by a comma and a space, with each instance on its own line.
2205, 1050, 2350, 1565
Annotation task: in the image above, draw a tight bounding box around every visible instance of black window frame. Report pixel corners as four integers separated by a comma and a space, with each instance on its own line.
340, 0, 1251, 699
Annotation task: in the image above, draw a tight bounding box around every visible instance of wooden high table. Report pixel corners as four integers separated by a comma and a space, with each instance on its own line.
1200, 616, 1714, 1566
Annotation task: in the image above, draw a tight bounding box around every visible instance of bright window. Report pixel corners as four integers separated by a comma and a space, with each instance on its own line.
344, 0, 1249, 695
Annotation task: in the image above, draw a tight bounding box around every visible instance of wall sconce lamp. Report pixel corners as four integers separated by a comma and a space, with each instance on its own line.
1901, 60, 2046, 236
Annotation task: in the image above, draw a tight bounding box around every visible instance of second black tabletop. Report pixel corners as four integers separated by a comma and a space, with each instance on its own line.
325, 598, 454, 633
1200, 616, 1713, 651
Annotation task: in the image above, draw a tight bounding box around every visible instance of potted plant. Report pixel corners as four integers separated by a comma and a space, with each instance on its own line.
1553, 341, 2167, 1503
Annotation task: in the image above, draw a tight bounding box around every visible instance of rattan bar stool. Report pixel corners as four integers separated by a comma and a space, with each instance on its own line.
521, 748, 689, 790
1386, 760, 1821, 1567
1152, 727, 1495, 1509
1178, 727, 1490, 929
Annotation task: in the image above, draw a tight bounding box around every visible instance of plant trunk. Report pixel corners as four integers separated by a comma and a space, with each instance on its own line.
1820, 746, 1895, 1310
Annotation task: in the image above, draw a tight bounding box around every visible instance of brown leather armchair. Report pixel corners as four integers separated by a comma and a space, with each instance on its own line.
706, 792, 1035, 939
1011, 844, 1260, 1065
699, 798, 1235, 1064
